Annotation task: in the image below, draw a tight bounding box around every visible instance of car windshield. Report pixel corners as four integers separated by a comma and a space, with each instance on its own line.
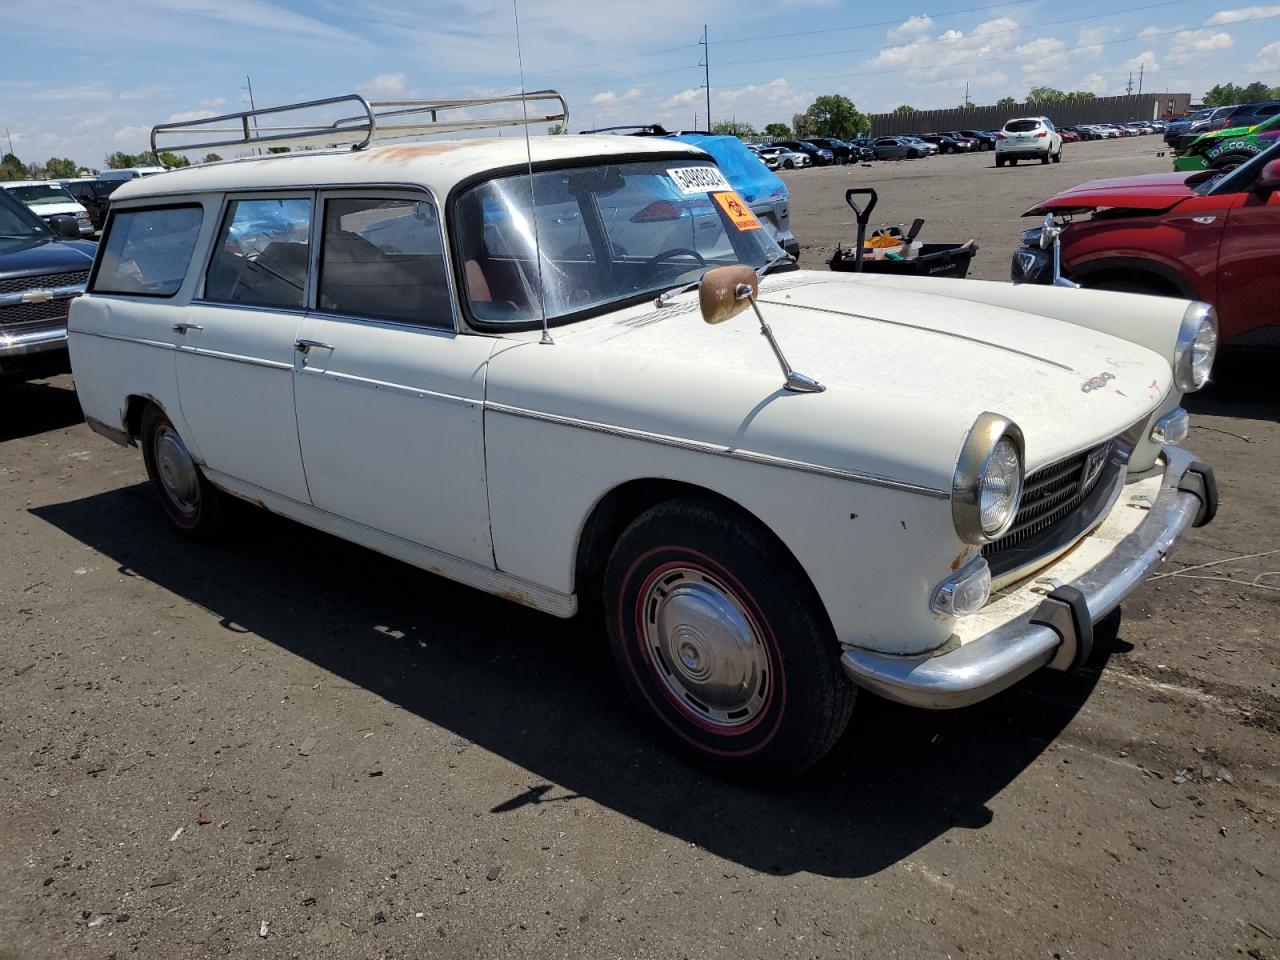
1198, 138, 1280, 196
1005, 120, 1042, 132
9, 184, 76, 205
455, 160, 780, 328
0, 189, 53, 244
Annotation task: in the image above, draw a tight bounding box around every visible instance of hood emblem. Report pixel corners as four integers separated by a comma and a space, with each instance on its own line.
21, 289, 55, 305
1080, 371, 1115, 393
1081, 443, 1110, 490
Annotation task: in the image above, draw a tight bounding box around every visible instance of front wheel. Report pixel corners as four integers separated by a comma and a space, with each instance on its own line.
907, 149, 919, 159
1009, 158, 1019, 166
783, 159, 794, 169
603, 500, 855, 778
140, 405, 225, 537
1210, 150, 1254, 171
1052, 149, 1062, 163
995, 156, 1005, 167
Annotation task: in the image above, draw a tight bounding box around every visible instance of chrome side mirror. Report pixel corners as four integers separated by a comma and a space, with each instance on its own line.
1038, 212, 1062, 250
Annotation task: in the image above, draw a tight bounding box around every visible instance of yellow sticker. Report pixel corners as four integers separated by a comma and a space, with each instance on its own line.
711, 191, 763, 231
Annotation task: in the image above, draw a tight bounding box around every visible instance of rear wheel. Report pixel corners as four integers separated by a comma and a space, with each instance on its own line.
1209, 150, 1254, 171
1052, 148, 1062, 163
603, 500, 855, 779
1009, 158, 1018, 166
907, 149, 919, 159
783, 158, 794, 169
140, 405, 225, 537
995, 156, 1005, 167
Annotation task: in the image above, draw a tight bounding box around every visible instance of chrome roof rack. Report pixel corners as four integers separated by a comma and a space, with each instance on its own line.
150, 90, 569, 156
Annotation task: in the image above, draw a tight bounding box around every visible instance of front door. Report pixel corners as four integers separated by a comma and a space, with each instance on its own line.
176, 193, 313, 503
292, 191, 496, 567
1216, 178, 1280, 342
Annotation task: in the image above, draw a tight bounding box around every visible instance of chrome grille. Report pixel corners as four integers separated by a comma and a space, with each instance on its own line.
983, 440, 1114, 561
0, 270, 89, 294
0, 298, 71, 329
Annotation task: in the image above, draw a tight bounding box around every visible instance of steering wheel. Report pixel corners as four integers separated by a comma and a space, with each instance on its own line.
644, 247, 706, 269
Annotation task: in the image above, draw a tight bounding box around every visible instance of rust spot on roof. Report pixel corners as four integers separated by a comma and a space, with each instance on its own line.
357, 143, 465, 164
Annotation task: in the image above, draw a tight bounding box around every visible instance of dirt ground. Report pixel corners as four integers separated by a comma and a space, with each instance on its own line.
2, 135, 1278, 959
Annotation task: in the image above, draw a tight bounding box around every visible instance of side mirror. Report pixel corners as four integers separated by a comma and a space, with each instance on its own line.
1038, 212, 1062, 250
50, 215, 81, 239
1255, 158, 1280, 194
699, 264, 758, 325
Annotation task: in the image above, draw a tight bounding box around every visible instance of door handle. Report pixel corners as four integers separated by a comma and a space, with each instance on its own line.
173, 322, 204, 333
295, 338, 335, 353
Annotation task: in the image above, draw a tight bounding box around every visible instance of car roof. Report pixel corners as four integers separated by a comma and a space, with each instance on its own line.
110, 136, 706, 203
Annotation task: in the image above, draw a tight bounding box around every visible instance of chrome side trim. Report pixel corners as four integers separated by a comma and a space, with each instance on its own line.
0, 326, 68, 356
202, 467, 577, 618
66, 328, 175, 352
756, 297, 1076, 372
177, 345, 294, 371
297, 365, 480, 408
841, 446, 1204, 709
485, 401, 949, 498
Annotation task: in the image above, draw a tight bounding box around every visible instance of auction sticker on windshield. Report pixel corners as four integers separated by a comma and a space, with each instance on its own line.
711, 191, 762, 231
668, 165, 732, 195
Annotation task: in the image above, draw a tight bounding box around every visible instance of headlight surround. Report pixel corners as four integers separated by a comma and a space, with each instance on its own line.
952, 413, 1025, 544
1174, 302, 1218, 392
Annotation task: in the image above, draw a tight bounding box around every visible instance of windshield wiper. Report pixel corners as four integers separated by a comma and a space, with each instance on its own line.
655, 253, 797, 307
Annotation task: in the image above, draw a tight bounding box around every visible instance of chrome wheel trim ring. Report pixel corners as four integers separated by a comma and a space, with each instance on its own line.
154, 425, 199, 517
640, 566, 769, 729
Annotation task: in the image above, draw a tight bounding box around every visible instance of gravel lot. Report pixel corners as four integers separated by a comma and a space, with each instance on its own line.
2, 134, 1277, 959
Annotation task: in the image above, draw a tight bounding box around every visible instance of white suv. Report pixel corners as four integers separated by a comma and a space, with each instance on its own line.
996, 117, 1063, 166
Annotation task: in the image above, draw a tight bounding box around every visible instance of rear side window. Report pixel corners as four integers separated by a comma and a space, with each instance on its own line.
1005, 120, 1042, 132
92, 205, 203, 297
317, 197, 452, 328
205, 197, 312, 309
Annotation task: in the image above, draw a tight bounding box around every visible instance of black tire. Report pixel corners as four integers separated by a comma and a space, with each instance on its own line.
1052, 149, 1062, 163
995, 156, 1004, 167
603, 500, 855, 779
140, 405, 225, 537
907, 149, 919, 159
783, 159, 794, 169
1040, 151, 1050, 164
1010, 158, 1019, 166
1209, 150, 1254, 171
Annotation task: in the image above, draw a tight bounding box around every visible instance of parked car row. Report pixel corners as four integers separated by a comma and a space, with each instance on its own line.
1166, 101, 1280, 152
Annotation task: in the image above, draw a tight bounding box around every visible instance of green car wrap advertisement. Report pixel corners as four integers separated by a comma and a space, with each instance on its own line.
1174, 114, 1280, 171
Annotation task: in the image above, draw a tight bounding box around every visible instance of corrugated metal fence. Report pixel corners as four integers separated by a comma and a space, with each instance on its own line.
868, 94, 1192, 136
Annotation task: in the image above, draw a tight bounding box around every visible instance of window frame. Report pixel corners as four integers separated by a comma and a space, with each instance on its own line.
310, 187, 458, 334
197, 190, 318, 313
88, 201, 206, 300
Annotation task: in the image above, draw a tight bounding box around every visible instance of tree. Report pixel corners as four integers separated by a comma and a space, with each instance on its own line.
202, 153, 223, 163
266, 147, 290, 155
1199, 82, 1280, 106
996, 96, 1017, 108
0, 152, 26, 180
41, 157, 78, 178
763, 122, 792, 139
104, 150, 151, 169
1240, 80, 1275, 102
156, 151, 190, 168
894, 104, 916, 114
711, 119, 757, 138
1026, 86, 1067, 104
546, 123, 567, 135
1065, 91, 1096, 101
791, 112, 814, 137
803, 94, 869, 139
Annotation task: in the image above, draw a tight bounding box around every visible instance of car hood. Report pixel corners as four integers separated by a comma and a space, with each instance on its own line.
544, 272, 1169, 473
0, 236, 96, 276
1024, 172, 1198, 215
25, 200, 85, 216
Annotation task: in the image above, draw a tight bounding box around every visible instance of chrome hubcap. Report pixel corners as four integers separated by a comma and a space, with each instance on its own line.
154, 426, 198, 515
641, 567, 769, 728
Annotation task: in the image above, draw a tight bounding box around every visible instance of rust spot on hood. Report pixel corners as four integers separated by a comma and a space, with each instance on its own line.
357, 143, 464, 164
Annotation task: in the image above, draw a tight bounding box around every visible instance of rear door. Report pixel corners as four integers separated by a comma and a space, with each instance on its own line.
291, 190, 496, 566
175, 193, 313, 503
1216, 175, 1280, 341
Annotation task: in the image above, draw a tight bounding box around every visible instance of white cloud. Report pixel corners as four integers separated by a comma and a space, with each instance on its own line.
1166, 29, 1234, 66
1077, 72, 1109, 94
887, 15, 934, 41
198, 97, 227, 109
112, 125, 150, 143
1075, 24, 1118, 58
589, 88, 642, 105
1125, 50, 1161, 72
357, 73, 407, 98
165, 109, 218, 123
1206, 4, 1280, 24
1139, 25, 1165, 37
1248, 38, 1280, 70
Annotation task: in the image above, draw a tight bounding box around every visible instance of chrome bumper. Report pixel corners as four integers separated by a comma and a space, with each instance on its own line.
841, 446, 1216, 709
0, 326, 69, 357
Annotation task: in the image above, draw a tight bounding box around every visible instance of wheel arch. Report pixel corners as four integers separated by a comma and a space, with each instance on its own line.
1070, 256, 1195, 299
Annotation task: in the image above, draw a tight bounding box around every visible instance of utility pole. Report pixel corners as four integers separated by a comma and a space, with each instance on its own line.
1126, 71, 1134, 95
1138, 63, 1144, 96
699, 25, 711, 131
5, 128, 13, 155
243, 75, 262, 155
964, 81, 969, 107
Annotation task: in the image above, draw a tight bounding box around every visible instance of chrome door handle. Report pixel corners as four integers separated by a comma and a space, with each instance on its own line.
172, 322, 204, 333
295, 338, 334, 353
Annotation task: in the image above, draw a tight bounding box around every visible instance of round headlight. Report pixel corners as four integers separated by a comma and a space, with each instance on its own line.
952, 413, 1026, 544
979, 437, 1023, 536
1175, 303, 1218, 392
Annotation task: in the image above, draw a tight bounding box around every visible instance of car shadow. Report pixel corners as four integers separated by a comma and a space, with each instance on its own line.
1185, 349, 1279, 424
31, 484, 1112, 879
0, 378, 84, 441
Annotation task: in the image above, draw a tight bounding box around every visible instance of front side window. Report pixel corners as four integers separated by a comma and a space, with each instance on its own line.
454, 161, 780, 328
92, 205, 204, 297
318, 197, 451, 328
205, 197, 312, 309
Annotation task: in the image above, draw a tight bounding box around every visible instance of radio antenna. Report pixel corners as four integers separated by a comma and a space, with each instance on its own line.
512, 0, 552, 345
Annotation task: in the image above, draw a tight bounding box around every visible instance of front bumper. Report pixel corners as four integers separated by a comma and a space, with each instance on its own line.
841, 447, 1216, 709
0, 327, 71, 381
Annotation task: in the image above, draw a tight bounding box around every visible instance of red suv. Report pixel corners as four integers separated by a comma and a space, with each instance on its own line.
1012, 142, 1280, 346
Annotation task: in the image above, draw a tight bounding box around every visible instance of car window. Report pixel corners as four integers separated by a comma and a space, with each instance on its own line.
204, 197, 312, 309
92, 205, 203, 298
317, 197, 452, 329
9, 184, 77, 205
1005, 120, 1041, 132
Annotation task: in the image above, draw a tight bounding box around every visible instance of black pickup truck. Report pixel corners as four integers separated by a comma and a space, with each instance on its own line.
0, 188, 96, 383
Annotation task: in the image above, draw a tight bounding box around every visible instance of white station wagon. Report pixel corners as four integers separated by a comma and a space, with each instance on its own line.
69, 94, 1218, 777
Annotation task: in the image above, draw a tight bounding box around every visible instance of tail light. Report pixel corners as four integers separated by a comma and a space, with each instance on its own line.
996, 133, 1006, 140
1035, 130, 1047, 138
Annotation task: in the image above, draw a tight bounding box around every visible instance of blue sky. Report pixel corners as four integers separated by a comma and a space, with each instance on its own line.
1, 0, 1277, 168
